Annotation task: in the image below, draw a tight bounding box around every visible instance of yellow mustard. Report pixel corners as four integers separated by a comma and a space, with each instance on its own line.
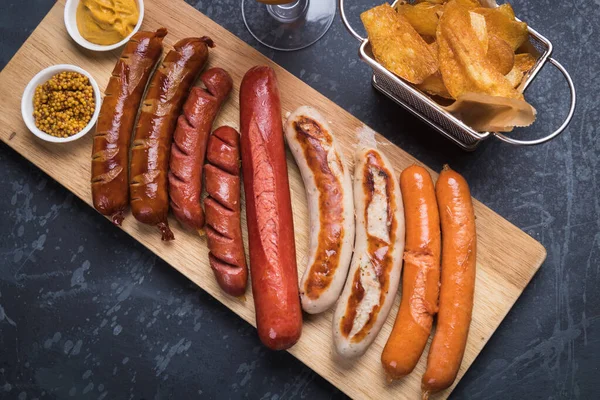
76, 0, 139, 46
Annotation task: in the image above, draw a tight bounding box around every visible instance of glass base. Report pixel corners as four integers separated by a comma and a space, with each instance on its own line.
242, 0, 336, 51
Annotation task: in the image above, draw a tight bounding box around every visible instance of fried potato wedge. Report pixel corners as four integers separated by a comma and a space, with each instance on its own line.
418, 72, 453, 99
362, 3, 438, 84
455, 0, 482, 9
417, 42, 452, 98
474, 4, 529, 50
469, 11, 489, 52
396, 2, 443, 38
515, 53, 537, 72
437, 0, 522, 99
504, 67, 524, 88
487, 34, 515, 75
505, 53, 537, 88
468, 10, 515, 74
414, 0, 448, 4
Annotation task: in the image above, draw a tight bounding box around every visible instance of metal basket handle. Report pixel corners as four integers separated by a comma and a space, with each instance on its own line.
339, 0, 577, 147
340, 0, 366, 43
492, 58, 576, 146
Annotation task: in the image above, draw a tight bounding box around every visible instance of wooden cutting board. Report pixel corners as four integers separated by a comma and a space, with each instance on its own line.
0, 1, 546, 398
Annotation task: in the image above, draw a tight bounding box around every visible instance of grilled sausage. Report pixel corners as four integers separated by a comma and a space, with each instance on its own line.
240, 66, 302, 350
422, 165, 476, 398
204, 126, 248, 297
169, 68, 233, 232
283, 106, 355, 314
91, 29, 166, 225
381, 165, 441, 380
130, 37, 213, 240
332, 146, 405, 358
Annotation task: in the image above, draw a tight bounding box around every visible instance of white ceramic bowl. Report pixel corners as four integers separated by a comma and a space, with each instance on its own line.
21, 64, 102, 143
64, 0, 144, 52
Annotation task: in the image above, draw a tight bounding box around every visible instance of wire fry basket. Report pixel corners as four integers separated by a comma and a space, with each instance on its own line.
339, 0, 576, 151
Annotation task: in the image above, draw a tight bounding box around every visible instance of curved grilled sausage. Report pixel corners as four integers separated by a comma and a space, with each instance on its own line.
422, 165, 476, 398
91, 29, 166, 225
381, 165, 441, 380
283, 106, 355, 314
130, 37, 213, 240
169, 68, 233, 232
240, 66, 302, 350
204, 126, 248, 297
332, 146, 405, 358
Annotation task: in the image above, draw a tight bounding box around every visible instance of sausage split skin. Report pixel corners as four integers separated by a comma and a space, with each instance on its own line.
240, 66, 302, 350
422, 165, 477, 398
204, 126, 248, 297
381, 165, 441, 380
333, 147, 405, 358
284, 106, 355, 314
130, 37, 213, 240
169, 68, 233, 232
91, 28, 166, 225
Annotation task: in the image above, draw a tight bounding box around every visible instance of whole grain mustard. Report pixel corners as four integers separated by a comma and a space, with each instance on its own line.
33, 71, 95, 138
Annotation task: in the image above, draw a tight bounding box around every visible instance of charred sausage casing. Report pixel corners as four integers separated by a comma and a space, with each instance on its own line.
204, 126, 248, 297
239, 66, 302, 350
381, 165, 441, 380
130, 37, 213, 240
91, 29, 166, 225
284, 106, 355, 314
332, 146, 405, 358
169, 68, 233, 232
422, 165, 476, 398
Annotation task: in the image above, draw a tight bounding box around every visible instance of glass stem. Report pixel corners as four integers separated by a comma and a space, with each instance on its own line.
266, 0, 309, 23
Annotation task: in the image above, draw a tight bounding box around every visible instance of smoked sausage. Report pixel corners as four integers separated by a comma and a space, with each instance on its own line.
332, 146, 405, 359
91, 29, 166, 225
169, 68, 233, 232
422, 165, 477, 398
284, 106, 355, 314
381, 165, 441, 380
130, 37, 212, 240
239, 66, 302, 350
204, 126, 248, 297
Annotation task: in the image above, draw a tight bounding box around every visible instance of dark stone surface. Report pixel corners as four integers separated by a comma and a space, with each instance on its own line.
1, 0, 598, 399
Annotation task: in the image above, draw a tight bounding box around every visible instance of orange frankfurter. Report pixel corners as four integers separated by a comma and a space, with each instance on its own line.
381, 165, 441, 380
422, 165, 477, 398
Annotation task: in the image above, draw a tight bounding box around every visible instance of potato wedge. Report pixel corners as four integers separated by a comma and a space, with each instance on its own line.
469, 11, 489, 52
362, 3, 438, 84
455, 0, 482, 8
504, 67, 524, 88
418, 72, 453, 99
505, 53, 537, 88
437, 0, 522, 99
414, 0, 447, 4
515, 53, 537, 72
396, 2, 443, 38
417, 42, 453, 98
487, 34, 515, 75
474, 4, 529, 50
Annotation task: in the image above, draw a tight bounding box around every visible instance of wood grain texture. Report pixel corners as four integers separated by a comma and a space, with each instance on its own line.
0, 1, 546, 399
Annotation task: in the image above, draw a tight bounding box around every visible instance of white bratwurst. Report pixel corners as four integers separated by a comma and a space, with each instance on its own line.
284, 106, 355, 314
332, 146, 405, 358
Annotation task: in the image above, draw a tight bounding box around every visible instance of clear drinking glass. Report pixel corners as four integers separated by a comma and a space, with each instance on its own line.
241, 0, 336, 51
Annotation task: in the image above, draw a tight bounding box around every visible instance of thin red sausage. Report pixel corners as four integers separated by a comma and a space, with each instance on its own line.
422, 165, 476, 398
169, 68, 233, 232
205, 126, 248, 297
239, 66, 302, 350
